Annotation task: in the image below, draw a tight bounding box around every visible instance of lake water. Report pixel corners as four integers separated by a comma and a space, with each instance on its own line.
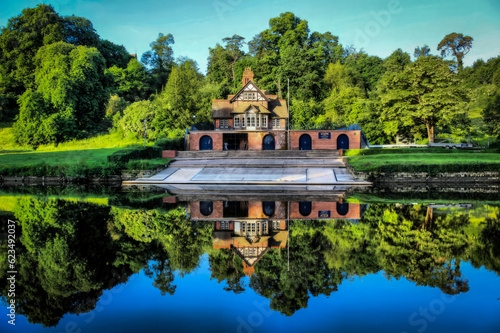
1, 186, 499, 332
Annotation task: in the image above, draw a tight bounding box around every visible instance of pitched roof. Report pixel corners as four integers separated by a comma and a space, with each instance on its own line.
212, 100, 232, 118
269, 99, 288, 118
230, 80, 270, 103
213, 231, 232, 248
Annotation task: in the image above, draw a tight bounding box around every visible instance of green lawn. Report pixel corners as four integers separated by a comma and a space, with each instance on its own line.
0, 125, 171, 176
345, 148, 500, 172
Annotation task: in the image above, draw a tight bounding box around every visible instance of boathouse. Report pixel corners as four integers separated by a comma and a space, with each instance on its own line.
187, 68, 364, 151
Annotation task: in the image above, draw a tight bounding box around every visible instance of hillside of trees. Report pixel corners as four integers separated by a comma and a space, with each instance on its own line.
1, 5, 500, 147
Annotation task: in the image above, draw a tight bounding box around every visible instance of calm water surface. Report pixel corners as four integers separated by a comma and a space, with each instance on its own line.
1, 188, 499, 332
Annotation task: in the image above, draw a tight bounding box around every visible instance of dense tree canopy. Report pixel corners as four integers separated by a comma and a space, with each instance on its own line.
378, 56, 468, 142
13, 42, 110, 146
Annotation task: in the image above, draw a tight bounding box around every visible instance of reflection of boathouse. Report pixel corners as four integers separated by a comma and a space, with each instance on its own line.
189, 200, 364, 221
213, 220, 288, 276
187, 199, 367, 276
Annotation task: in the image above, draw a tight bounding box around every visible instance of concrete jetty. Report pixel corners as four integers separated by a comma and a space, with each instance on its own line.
122, 150, 372, 188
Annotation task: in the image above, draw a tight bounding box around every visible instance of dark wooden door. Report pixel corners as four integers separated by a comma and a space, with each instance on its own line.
336, 202, 349, 216
337, 134, 349, 150
262, 134, 275, 150
299, 134, 312, 150
199, 135, 213, 150
299, 201, 312, 216
200, 201, 213, 216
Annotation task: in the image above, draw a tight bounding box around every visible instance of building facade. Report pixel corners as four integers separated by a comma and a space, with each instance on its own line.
186, 67, 364, 151
212, 68, 288, 132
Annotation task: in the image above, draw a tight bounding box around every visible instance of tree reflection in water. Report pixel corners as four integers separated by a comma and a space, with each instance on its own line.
0, 197, 498, 326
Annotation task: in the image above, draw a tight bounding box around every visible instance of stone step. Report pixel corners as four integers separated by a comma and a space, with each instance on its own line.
169, 158, 345, 168
176, 150, 340, 159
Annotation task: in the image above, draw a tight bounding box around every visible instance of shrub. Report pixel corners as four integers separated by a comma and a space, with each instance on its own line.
154, 137, 184, 150
107, 146, 162, 164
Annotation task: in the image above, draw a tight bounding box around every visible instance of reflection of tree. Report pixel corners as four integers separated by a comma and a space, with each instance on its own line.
209, 249, 246, 294
250, 228, 342, 316
367, 205, 470, 294
471, 217, 500, 274
111, 207, 212, 277
144, 248, 177, 296
323, 219, 379, 276
0, 198, 149, 327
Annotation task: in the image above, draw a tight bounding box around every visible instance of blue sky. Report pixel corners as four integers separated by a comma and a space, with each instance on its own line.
1, 0, 499, 73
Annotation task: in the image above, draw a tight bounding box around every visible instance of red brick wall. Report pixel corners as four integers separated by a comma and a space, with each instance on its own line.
162, 196, 177, 204
190, 201, 224, 219
189, 132, 223, 151
162, 150, 176, 158
289, 202, 362, 219
247, 131, 287, 150
289, 130, 361, 150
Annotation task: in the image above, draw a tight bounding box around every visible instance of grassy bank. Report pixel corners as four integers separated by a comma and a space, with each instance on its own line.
345, 148, 500, 173
0, 126, 172, 177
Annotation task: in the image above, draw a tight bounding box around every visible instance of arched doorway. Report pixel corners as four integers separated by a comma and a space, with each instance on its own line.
299, 201, 312, 216
199, 135, 213, 150
299, 134, 312, 150
200, 201, 213, 216
337, 134, 349, 150
262, 201, 275, 217
262, 134, 275, 150
336, 202, 349, 216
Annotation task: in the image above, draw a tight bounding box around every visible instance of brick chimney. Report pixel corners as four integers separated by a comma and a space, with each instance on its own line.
242, 67, 254, 87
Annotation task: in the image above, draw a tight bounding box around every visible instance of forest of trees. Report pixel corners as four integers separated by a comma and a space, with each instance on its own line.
1, 197, 499, 326
1, 5, 500, 146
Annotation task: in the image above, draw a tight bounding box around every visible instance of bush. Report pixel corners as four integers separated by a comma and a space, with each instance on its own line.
154, 137, 184, 150
107, 146, 163, 164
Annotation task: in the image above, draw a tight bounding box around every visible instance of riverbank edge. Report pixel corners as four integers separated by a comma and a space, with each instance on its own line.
344, 158, 500, 183
0, 165, 168, 186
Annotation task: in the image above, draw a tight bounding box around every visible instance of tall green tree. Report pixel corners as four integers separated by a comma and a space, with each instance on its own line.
378, 56, 468, 142
222, 34, 245, 81
152, 58, 204, 132
13, 42, 110, 145
0, 4, 63, 101
437, 32, 474, 72
141, 33, 175, 91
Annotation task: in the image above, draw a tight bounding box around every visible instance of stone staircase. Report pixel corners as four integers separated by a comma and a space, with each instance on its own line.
175, 149, 340, 159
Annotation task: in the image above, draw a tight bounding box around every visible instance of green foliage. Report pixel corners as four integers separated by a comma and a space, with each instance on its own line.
107, 58, 148, 102
107, 146, 163, 164
13, 42, 110, 146
346, 148, 500, 173
0, 4, 130, 113
437, 32, 474, 72
378, 56, 468, 142
154, 137, 184, 150
152, 59, 205, 131
482, 89, 500, 138
106, 94, 129, 117
141, 33, 175, 91
96, 39, 132, 69
13, 91, 58, 146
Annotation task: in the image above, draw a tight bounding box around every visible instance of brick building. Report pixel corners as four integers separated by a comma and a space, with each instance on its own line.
186, 67, 365, 151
